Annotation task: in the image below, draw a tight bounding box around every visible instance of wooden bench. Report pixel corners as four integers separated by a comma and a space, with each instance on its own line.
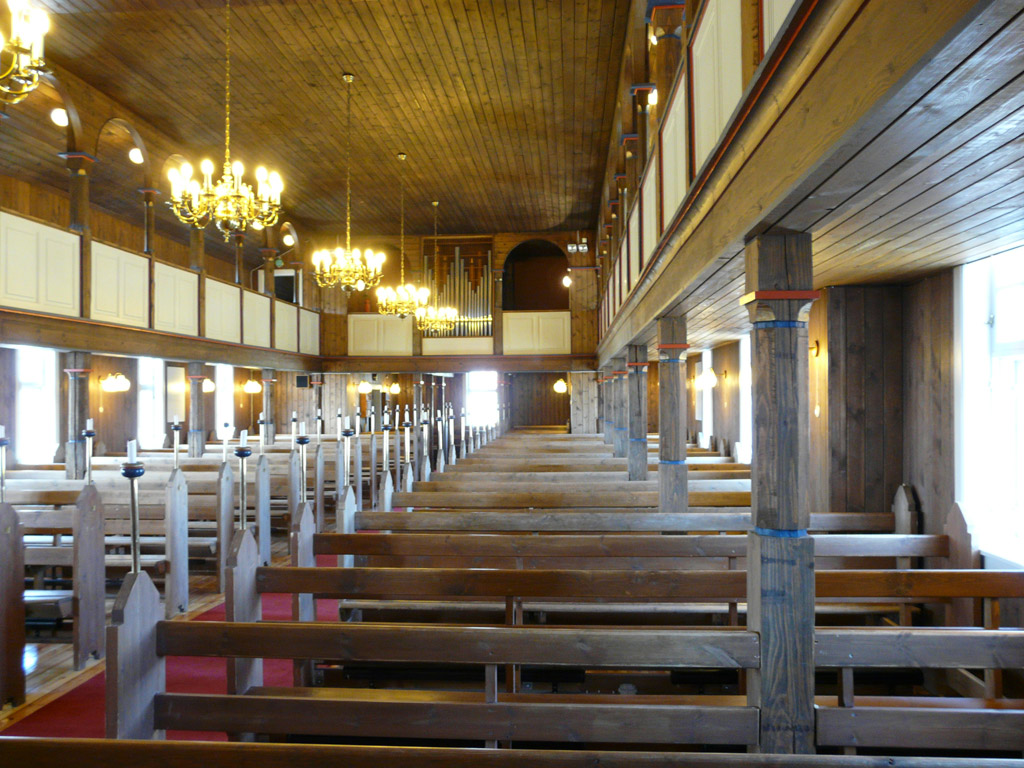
0, 487, 105, 706
2, 736, 1020, 768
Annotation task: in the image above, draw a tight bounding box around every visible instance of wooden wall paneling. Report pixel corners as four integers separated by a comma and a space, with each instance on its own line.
569, 371, 599, 434
711, 341, 741, 456
90, 355, 139, 457
825, 285, 904, 516
509, 373, 570, 428
903, 271, 955, 535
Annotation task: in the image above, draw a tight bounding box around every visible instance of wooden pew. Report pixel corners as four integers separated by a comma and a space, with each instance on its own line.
390, 489, 751, 511
109, 536, 761, 747
0, 487, 105, 681
5, 736, 1020, 767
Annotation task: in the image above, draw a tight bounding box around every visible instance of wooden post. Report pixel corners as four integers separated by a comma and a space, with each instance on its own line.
601, 367, 613, 445
64, 351, 91, 479
141, 188, 158, 256
165, 469, 189, 617
412, 380, 423, 481
742, 229, 817, 754
216, 462, 234, 594
105, 571, 165, 739
626, 345, 648, 480
369, 432, 379, 509
254, 454, 271, 566
260, 369, 276, 444
353, 434, 364, 511
611, 357, 627, 458
658, 316, 689, 514
0, 502, 25, 707
287, 449, 302, 521
187, 362, 206, 458
314, 443, 325, 533
64, 154, 94, 320
336, 486, 357, 568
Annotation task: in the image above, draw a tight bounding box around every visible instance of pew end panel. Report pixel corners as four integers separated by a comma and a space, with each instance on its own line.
105, 571, 165, 740
164, 469, 189, 618
0, 503, 26, 707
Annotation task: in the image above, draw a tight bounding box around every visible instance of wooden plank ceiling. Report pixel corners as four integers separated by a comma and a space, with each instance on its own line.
651, 2, 1024, 352
14, 0, 630, 238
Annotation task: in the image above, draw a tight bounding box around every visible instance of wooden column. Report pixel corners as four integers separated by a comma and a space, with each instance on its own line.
261, 369, 276, 444
626, 345, 648, 480
141, 188, 158, 255
743, 230, 817, 754
492, 269, 503, 356
64, 154, 94, 319
190, 228, 207, 337
650, 7, 683, 138
610, 357, 627, 458
658, 316, 688, 513
64, 352, 91, 480
600, 368, 613, 445
187, 362, 206, 458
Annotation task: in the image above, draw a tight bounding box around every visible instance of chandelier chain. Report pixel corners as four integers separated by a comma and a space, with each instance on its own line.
345, 75, 351, 255
399, 154, 405, 283
224, 0, 231, 165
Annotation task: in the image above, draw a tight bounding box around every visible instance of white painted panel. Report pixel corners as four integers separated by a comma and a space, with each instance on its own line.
299, 308, 319, 355
536, 312, 571, 354
763, 0, 798, 48
642, 161, 659, 266
692, 0, 743, 174
153, 263, 198, 336
661, 81, 689, 221
628, 204, 640, 293
503, 311, 570, 355
275, 300, 298, 352
205, 278, 241, 343
423, 336, 493, 356
90, 243, 121, 321
0, 212, 80, 317
91, 243, 150, 328
120, 252, 150, 327
242, 290, 271, 348
347, 313, 413, 356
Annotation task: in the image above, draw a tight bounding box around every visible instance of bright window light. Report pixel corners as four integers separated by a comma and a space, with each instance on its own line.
137, 357, 165, 449
737, 334, 753, 465
15, 345, 58, 465
214, 364, 235, 440
959, 250, 1024, 563
466, 370, 498, 427
700, 350, 714, 449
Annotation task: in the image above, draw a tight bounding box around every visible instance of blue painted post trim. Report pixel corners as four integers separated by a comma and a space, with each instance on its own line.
659, 459, 688, 465
752, 320, 806, 329
753, 526, 808, 538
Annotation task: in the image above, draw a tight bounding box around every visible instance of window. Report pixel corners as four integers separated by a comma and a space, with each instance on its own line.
959, 251, 1024, 562
15, 346, 58, 464
466, 370, 498, 427
137, 357, 165, 449
214, 364, 235, 440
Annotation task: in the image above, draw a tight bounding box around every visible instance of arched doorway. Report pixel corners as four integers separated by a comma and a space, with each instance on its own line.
502, 239, 569, 311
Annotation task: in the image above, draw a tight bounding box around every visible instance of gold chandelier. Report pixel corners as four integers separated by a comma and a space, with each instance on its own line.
312, 73, 384, 291
167, 0, 283, 240
0, 0, 49, 106
416, 201, 458, 333
377, 152, 429, 318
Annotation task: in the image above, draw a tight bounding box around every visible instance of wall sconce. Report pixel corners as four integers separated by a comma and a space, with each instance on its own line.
99, 372, 131, 393
243, 379, 262, 394
697, 367, 718, 391
553, 378, 568, 394
810, 340, 821, 357
561, 274, 572, 288
202, 378, 216, 393
357, 380, 372, 395
389, 382, 400, 395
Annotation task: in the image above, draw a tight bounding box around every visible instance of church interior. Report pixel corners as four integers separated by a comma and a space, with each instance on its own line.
0, 0, 1023, 764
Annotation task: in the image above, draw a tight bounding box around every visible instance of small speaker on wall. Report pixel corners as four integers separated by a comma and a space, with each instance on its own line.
296, 375, 311, 388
